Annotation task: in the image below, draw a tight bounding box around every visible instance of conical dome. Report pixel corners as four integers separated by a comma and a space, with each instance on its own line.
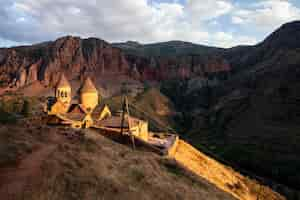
55, 73, 72, 106
80, 77, 98, 93
80, 77, 98, 112
57, 73, 71, 88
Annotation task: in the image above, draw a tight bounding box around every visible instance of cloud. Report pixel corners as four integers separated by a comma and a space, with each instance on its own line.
2, 0, 215, 44
231, 16, 244, 24
0, 0, 297, 48
0, 0, 49, 43
13, 0, 173, 42
185, 0, 233, 22
232, 0, 300, 31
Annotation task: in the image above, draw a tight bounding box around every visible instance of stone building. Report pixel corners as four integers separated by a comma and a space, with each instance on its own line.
45, 73, 152, 143
46, 74, 111, 129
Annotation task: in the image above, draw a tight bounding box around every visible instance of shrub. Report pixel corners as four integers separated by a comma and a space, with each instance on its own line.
0, 109, 17, 124
21, 99, 31, 117
130, 168, 145, 182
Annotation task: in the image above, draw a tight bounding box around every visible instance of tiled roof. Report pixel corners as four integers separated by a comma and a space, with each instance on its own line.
95, 116, 129, 128
62, 104, 87, 121
95, 115, 144, 128
61, 112, 86, 121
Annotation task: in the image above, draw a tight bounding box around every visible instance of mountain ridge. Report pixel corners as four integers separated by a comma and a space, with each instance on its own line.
1, 21, 299, 90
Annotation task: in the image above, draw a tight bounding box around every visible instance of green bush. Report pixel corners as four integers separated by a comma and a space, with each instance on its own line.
21, 100, 31, 117
0, 98, 23, 113
0, 109, 17, 124
0, 96, 36, 119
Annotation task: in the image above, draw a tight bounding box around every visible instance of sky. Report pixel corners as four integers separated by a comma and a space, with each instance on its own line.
0, 0, 300, 48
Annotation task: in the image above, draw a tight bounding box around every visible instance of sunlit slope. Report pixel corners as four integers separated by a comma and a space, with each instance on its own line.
173, 140, 284, 200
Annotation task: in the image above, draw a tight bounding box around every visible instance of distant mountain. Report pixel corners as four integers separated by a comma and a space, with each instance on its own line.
224, 21, 300, 74
113, 41, 230, 81
113, 40, 224, 57
114, 21, 300, 79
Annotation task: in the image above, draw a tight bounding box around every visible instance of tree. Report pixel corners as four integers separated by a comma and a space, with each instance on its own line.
21, 99, 31, 117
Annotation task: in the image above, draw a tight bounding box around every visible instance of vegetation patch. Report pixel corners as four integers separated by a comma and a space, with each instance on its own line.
0, 95, 38, 124
0, 109, 17, 124
129, 167, 145, 182
103, 88, 177, 132
162, 159, 185, 177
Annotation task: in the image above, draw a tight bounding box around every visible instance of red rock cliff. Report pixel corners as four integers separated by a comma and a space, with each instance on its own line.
0, 36, 130, 88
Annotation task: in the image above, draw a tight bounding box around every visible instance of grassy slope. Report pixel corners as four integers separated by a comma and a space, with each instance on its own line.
0, 118, 237, 200
103, 88, 177, 132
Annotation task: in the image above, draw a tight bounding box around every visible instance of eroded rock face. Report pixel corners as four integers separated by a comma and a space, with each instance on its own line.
0, 35, 232, 90
124, 54, 231, 81
0, 36, 130, 88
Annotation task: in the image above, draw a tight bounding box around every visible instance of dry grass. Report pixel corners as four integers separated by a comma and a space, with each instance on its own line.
0, 112, 285, 200
0, 120, 47, 168
12, 127, 236, 200
173, 140, 285, 200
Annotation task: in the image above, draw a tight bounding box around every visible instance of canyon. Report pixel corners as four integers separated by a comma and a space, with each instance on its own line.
1, 20, 300, 199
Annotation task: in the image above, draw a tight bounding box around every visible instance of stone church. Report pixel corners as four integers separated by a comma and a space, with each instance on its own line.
45, 74, 111, 129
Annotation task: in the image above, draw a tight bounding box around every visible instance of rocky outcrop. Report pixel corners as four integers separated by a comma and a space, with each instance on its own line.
0, 36, 130, 88
123, 54, 231, 81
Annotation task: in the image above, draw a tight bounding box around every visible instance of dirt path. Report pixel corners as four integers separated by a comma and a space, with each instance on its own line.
0, 144, 57, 200
0, 130, 60, 200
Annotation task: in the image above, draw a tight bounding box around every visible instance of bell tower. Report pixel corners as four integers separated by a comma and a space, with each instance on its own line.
55, 73, 72, 105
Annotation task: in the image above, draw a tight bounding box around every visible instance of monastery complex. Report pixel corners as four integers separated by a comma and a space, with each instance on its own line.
45, 74, 150, 142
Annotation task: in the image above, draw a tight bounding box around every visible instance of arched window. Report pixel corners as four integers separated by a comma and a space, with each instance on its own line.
65, 91, 68, 98
61, 90, 64, 98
